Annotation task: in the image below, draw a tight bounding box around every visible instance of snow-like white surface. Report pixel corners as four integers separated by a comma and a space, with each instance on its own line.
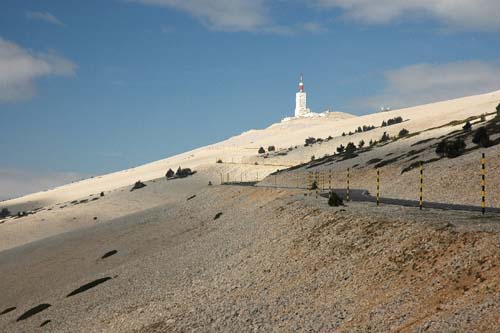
2, 90, 500, 211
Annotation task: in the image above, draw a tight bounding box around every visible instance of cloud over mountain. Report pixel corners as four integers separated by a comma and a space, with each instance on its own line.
129, 0, 269, 32
26, 11, 65, 26
314, 0, 500, 31
0, 37, 76, 102
360, 61, 500, 110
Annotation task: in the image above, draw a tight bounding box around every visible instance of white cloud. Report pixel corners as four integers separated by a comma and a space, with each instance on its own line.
26, 11, 64, 26
130, 0, 269, 32
314, 0, 500, 31
0, 169, 83, 201
0, 37, 76, 102
360, 61, 500, 110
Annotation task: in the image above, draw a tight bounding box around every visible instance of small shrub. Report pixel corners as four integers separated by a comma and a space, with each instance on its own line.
336, 144, 345, 153
216, 159, 223, 164
176, 167, 195, 178
380, 132, 390, 142
166, 168, 175, 178
310, 181, 318, 190
258, 147, 266, 154
398, 128, 409, 137
305, 137, 316, 145
100, 191, 105, 197
381, 120, 387, 127
345, 142, 356, 154
357, 126, 362, 133
472, 127, 492, 147
342, 132, 346, 137
435, 140, 447, 157
462, 121, 472, 132
480, 114, 486, 122
130, 181, 146, 191
208, 181, 212, 186
0, 208, 10, 218
268, 145, 276, 152
311, 155, 315, 161
447, 138, 466, 158
328, 191, 343, 207
387, 116, 403, 126
358, 140, 365, 148
436, 138, 466, 158
496, 103, 500, 115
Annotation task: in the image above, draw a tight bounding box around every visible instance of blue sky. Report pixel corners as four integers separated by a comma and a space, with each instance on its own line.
1, 0, 500, 199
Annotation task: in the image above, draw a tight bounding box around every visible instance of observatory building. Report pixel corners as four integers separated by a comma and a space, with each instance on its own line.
295, 74, 311, 117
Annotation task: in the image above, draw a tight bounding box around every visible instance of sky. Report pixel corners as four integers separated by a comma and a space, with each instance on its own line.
1, 0, 500, 200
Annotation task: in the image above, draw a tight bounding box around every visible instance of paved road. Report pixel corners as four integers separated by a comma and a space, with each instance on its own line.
223, 183, 500, 214
323, 188, 500, 214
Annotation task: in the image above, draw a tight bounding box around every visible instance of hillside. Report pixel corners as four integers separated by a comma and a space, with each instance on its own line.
2, 90, 499, 213
2, 90, 500, 332
2, 186, 500, 332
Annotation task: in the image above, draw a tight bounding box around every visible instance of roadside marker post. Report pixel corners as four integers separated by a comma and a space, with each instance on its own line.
419, 163, 423, 210
328, 170, 332, 191
376, 169, 380, 206
315, 171, 319, 198
482, 153, 486, 215
346, 168, 350, 202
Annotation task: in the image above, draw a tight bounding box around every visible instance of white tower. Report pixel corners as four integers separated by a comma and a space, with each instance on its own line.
295, 74, 310, 117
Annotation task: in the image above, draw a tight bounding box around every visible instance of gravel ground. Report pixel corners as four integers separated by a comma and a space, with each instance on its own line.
1, 186, 500, 332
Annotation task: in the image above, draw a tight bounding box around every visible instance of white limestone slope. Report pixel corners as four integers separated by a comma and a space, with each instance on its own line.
2, 90, 500, 211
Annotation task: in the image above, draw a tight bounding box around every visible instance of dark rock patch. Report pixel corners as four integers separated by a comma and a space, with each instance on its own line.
17, 304, 51, 322
187, 195, 196, 201
1, 306, 16, 315
66, 277, 112, 297
366, 158, 383, 165
40, 319, 51, 327
213, 212, 223, 220
101, 250, 117, 259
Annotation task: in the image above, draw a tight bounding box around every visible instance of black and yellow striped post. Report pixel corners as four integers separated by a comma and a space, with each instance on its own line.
315, 171, 319, 198
328, 170, 332, 191
419, 162, 423, 210
376, 169, 380, 206
346, 168, 350, 202
481, 153, 486, 215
